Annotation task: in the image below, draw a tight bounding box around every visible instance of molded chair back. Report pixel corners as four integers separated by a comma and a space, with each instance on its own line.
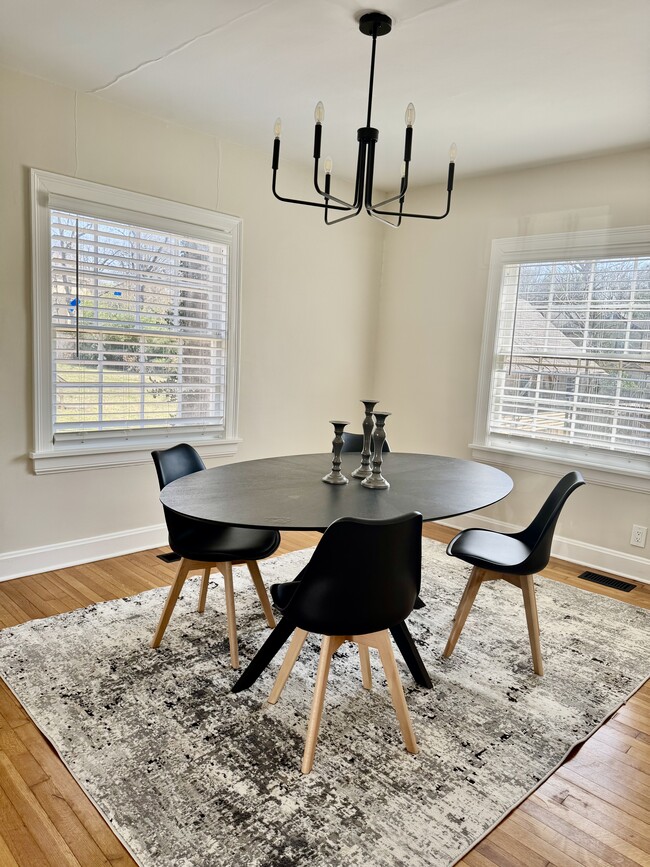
341, 432, 390, 453
152, 442, 205, 491
283, 513, 422, 636
151, 443, 208, 548
513, 471, 585, 574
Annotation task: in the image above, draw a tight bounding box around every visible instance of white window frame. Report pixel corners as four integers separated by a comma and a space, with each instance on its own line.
30, 170, 242, 474
471, 225, 650, 494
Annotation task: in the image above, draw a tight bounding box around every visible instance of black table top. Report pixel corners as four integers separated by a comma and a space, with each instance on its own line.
160, 452, 513, 531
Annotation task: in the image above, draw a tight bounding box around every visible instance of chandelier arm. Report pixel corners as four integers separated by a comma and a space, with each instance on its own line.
314, 165, 356, 208
369, 189, 453, 220
272, 172, 352, 212
368, 211, 402, 229
324, 202, 364, 225
370, 178, 408, 209
314, 141, 366, 209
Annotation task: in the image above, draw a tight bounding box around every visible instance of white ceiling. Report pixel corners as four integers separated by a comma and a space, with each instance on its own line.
1, 0, 649, 188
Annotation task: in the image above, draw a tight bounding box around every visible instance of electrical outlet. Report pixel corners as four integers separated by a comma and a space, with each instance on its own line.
630, 525, 647, 548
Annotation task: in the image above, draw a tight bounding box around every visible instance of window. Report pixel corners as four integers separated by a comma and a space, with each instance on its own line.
31, 171, 242, 473
472, 227, 650, 490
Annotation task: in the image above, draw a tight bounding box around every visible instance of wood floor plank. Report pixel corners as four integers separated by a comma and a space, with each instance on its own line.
29, 777, 113, 867
0, 783, 51, 867
0, 529, 648, 867
0, 754, 81, 866
537, 776, 650, 857
556, 765, 650, 825
528, 792, 648, 866
13, 716, 136, 866
509, 807, 621, 867
579, 736, 650, 776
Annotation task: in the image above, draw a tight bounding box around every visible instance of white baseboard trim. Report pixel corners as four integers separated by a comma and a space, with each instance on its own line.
440, 515, 650, 585
1, 518, 648, 587
0, 524, 168, 582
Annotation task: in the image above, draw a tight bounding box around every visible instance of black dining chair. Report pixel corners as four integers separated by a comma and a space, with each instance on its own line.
266, 512, 422, 773
341, 431, 390, 452
151, 443, 279, 668
443, 471, 585, 675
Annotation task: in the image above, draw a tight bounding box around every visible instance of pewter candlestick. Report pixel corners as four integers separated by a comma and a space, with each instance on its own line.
351, 398, 379, 479
322, 420, 350, 485
361, 411, 391, 489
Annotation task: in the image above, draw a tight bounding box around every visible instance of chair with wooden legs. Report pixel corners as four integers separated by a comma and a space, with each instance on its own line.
443, 471, 585, 675
151, 444, 280, 668
266, 512, 423, 773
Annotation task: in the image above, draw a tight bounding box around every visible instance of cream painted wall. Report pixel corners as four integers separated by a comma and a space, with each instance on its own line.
1, 62, 647, 579
374, 149, 650, 575
0, 66, 382, 556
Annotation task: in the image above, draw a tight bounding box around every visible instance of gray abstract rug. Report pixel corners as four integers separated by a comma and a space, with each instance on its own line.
0, 540, 648, 867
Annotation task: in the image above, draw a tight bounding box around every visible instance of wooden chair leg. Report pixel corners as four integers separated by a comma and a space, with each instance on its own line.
451, 573, 475, 623
443, 566, 483, 658
151, 559, 192, 648
247, 561, 276, 628
375, 632, 418, 755
221, 562, 239, 669
359, 644, 372, 690
302, 635, 343, 774
520, 574, 544, 675
268, 628, 308, 704
198, 566, 211, 613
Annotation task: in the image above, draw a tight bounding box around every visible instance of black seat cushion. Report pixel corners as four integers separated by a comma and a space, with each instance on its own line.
271, 580, 300, 611
447, 529, 531, 574
170, 516, 280, 563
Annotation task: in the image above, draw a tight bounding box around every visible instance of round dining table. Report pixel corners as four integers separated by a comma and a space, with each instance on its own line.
160, 452, 513, 691
160, 452, 512, 530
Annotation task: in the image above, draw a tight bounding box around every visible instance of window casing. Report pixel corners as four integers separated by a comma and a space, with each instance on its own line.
472, 226, 650, 492
31, 170, 242, 473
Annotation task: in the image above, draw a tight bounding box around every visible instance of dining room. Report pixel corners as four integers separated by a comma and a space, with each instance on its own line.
0, 0, 649, 865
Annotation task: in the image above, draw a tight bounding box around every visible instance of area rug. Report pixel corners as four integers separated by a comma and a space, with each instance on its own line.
0, 540, 648, 867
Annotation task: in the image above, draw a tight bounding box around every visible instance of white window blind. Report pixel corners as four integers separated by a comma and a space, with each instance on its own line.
50, 209, 229, 441
489, 256, 650, 456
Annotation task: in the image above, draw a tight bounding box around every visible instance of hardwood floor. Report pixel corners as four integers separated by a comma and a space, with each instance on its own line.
0, 525, 647, 866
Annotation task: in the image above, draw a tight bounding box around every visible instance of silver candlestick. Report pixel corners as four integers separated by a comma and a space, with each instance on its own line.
322, 420, 350, 485
351, 398, 379, 479
361, 411, 391, 489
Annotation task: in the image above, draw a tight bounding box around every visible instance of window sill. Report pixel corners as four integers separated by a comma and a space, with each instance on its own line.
30, 438, 242, 475
470, 441, 650, 494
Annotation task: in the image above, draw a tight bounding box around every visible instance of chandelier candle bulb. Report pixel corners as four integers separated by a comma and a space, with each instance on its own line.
313, 102, 324, 159
272, 118, 282, 170
447, 144, 457, 192
405, 102, 416, 127
324, 156, 333, 174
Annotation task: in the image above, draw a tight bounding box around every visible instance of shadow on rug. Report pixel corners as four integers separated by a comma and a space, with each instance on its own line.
0, 540, 648, 867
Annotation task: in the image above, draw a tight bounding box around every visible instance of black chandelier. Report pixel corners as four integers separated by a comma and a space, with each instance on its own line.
271, 11, 456, 227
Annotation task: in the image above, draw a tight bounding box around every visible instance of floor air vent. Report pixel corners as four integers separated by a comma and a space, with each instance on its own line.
157, 552, 181, 563
578, 571, 636, 592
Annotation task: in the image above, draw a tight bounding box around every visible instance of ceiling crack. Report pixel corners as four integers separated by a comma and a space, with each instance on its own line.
88, 0, 281, 94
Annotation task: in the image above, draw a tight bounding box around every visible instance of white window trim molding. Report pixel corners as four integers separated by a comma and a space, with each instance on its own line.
30, 169, 243, 474
472, 225, 650, 493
